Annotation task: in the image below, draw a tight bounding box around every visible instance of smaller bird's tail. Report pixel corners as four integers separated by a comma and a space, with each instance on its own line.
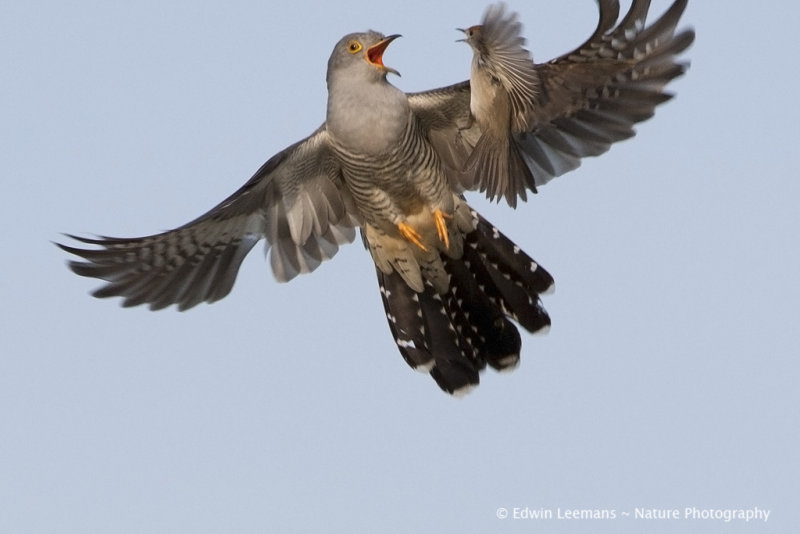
376, 209, 553, 395
465, 131, 537, 208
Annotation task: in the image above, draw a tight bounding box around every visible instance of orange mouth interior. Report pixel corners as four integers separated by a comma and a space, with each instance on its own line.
367, 41, 389, 67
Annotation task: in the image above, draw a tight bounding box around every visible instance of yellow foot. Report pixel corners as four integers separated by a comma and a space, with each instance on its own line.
434, 209, 451, 250
397, 221, 427, 251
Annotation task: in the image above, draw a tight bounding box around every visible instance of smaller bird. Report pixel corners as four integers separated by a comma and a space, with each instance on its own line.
459, 3, 540, 207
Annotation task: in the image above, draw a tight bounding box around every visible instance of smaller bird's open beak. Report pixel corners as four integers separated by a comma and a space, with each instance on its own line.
456, 25, 481, 44
367, 34, 401, 77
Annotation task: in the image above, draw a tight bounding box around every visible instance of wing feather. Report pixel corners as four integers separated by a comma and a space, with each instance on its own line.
58, 126, 358, 310
477, 3, 540, 131
410, 0, 694, 195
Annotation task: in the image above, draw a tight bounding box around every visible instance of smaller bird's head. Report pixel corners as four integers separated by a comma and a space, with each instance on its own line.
458, 3, 520, 57
457, 25, 484, 49
327, 31, 401, 83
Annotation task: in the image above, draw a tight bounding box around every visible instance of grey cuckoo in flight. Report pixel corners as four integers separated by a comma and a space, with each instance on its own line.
59, 1, 695, 395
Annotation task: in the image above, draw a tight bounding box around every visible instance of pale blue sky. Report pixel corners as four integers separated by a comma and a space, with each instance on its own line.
2, 1, 797, 532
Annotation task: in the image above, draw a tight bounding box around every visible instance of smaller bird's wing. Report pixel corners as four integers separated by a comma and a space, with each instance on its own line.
476, 3, 540, 131
58, 126, 359, 311
410, 0, 694, 196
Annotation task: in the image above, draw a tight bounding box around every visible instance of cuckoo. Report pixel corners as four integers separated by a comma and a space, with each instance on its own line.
58, 1, 694, 395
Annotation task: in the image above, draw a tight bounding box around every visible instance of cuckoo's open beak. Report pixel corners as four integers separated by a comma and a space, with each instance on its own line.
367, 34, 401, 77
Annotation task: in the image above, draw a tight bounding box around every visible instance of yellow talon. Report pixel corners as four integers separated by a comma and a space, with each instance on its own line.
434, 209, 451, 250
397, 221, 427, 251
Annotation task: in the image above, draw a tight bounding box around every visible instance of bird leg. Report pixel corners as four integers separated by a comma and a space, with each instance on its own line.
434, 209, 451, 250
397, 210, 451, 251
397, 221, 428, 252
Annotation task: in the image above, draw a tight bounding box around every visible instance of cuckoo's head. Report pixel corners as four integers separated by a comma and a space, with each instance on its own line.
327, 31, 401, 82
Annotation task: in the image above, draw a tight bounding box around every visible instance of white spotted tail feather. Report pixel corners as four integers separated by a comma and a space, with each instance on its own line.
376, 210, 553, 395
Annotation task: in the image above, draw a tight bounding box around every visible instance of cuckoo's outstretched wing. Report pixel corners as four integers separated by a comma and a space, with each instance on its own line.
410, 0, 694, 198
58, 126, 359, 311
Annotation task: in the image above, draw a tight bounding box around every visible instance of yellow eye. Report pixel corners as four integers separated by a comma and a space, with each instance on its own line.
347, 40, 362, 54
